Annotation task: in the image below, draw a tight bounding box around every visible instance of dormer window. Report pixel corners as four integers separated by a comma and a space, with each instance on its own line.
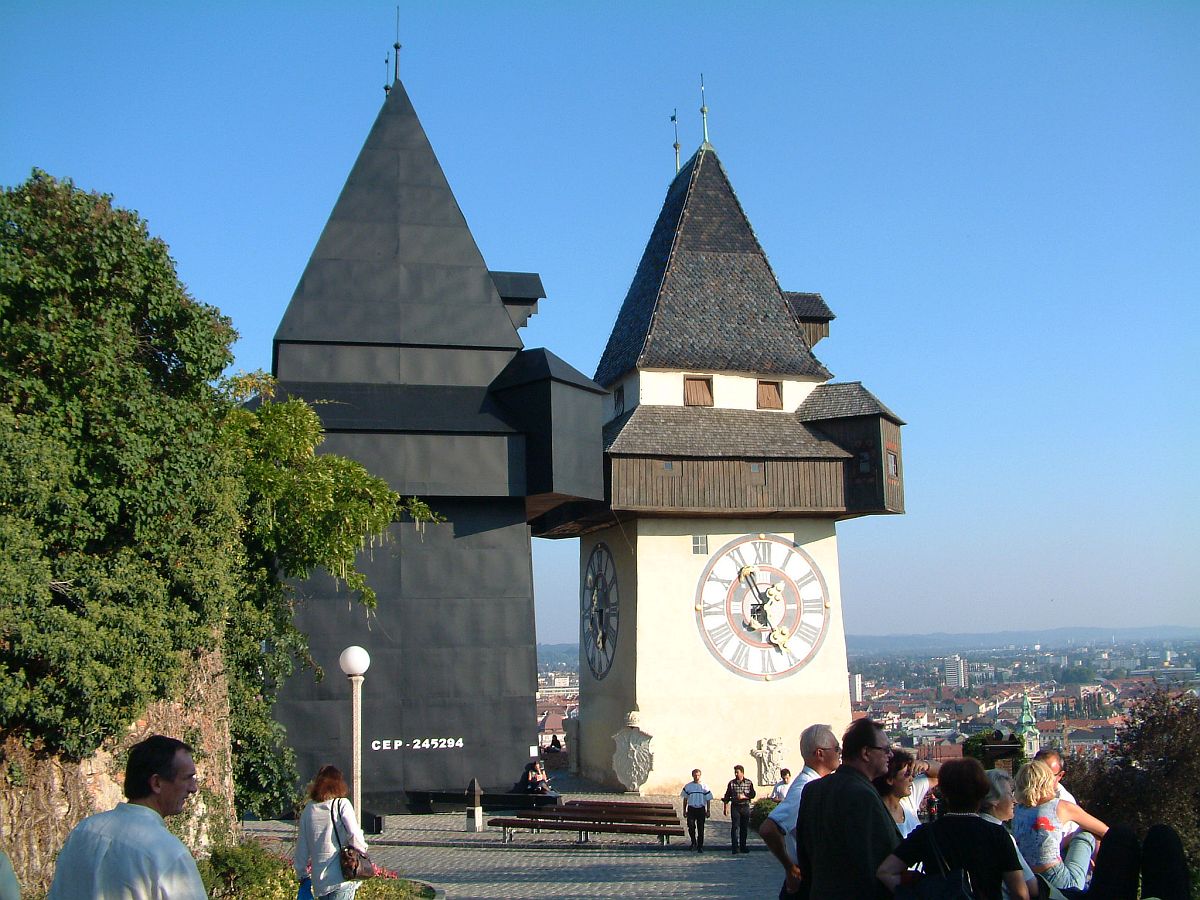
757, 380, 782, 410
684, 377, 713, 407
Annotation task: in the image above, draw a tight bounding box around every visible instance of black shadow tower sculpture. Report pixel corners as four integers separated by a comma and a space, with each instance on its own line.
270, 74, 603, 807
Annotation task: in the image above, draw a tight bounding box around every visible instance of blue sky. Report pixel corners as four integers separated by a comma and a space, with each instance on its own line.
4, 2, 1197, 641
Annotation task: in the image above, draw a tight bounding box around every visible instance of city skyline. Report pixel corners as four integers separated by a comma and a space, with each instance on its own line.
3, 3, 1196, 641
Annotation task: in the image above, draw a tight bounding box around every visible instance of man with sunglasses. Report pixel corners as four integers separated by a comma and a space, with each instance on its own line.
759, 723, 841, 900
793, 719, 899, 899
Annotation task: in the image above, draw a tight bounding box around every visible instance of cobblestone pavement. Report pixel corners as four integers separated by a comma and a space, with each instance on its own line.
247, 787, 784, 899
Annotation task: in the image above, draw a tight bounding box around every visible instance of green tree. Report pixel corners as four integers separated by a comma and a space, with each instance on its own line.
1070, 688, 1200, 876
1, 170, 241, 758
0, 171, 437, 825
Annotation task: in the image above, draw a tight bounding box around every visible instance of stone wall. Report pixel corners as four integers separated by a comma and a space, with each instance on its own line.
0, 646, 236, 894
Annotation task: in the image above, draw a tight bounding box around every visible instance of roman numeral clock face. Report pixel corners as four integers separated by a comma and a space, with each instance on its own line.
581, 543, 619, 679
694, 534, 830, 680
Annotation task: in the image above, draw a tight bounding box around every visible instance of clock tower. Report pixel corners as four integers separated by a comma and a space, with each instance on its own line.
534, 142, 905, 793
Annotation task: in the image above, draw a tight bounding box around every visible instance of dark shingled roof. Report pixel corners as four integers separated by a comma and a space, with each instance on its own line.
604, 405, 851, 459
797, 382, 905, 425
275, 79, 522, 351
785, 292, 835, 322
593, 146, 831, 387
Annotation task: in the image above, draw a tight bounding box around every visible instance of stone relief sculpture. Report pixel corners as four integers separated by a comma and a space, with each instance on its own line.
612, 709, 654, 792
751, 736, 785, 785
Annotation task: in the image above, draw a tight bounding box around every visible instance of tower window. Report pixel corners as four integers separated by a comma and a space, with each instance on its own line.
887, 451, 899, 478
692, 535, 708, 555
684, 377, 713, 407
613, 386, 625, 416
757, 380, 783, 409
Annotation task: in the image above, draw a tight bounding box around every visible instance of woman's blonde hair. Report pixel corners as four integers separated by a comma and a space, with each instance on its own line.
1014, 759, 1057, 807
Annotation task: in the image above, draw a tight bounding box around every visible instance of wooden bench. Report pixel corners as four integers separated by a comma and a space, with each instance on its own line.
488, 799, 685, 845
512, 808, 679, 825
563, 799, 675, 812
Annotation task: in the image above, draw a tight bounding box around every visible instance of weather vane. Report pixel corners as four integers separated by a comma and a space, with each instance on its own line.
671, 108, 680, 173
700, 74, 710, 145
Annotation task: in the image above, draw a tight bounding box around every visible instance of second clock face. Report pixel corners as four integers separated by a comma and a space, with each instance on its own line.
694, 534, 830, 681
581, 542, 619, 679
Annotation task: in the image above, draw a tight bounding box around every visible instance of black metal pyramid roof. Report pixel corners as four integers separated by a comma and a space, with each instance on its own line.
593, 145, 831, 387
274, 79, 521, 350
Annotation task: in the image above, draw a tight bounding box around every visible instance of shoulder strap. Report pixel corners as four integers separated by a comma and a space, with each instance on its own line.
330, 798, 346, 850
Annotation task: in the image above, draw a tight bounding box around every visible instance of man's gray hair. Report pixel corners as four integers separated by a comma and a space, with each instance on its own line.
799, 723, 836, 758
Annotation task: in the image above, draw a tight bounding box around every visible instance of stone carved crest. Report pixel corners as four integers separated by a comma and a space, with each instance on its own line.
751, 736, 785, 786
612, 709, 653, 792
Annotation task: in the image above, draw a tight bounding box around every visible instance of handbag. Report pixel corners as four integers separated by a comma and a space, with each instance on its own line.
894, 822, 979, 900
331, 798, 376, 880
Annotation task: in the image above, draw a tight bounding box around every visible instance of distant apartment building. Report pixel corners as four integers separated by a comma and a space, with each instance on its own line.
941, 655, 968, 690
849, 672, 864, 702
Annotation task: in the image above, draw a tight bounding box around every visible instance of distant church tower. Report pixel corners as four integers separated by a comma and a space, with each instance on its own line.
270, 73, 603, 805
1017, 694, 1041, 758
542, 140, 906, 792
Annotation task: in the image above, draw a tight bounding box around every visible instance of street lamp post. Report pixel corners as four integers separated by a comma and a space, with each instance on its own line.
338, 645, 371, 817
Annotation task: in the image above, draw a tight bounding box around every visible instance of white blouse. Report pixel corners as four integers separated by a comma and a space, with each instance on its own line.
294, 798, 369, 897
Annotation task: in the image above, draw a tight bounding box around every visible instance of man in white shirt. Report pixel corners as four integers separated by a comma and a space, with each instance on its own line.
680, 768, 714, 852
48, 735, 207, 899
769, 768, 793, 801
758, 723, 842, 900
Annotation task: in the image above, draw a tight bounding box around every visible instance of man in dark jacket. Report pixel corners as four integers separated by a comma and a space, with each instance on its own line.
794, 719, 899, 898
722, 764, 757, 854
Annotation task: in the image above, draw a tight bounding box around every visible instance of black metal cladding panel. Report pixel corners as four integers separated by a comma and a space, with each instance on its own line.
797, 382, 906, 425
275, 80, 521, 350
276, 502, 539, 799
593, 156, 697, 387
490, 347, 605, 395
549, 379, 605, 500
274, 382, 519, 433
274, 345, 514, 387
490, 271, 546, 302
320, 431, 527, 498
604, 405, 852, 459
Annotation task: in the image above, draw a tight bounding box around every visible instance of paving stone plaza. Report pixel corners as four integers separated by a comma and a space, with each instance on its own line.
248, 785, 782, 898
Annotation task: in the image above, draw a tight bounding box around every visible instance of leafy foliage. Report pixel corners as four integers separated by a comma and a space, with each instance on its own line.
1070, 688, 1200, 876
750, 797, 779, 831
199, 841, 295, 900
0, 171, 438, 819
0, 170, 240, 758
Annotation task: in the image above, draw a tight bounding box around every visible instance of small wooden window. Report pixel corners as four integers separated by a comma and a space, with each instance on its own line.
887, 451, 899, 478
757, 380, 783, 409
659, 460, 681, 478
684, 377, 713, 407
749, 461, 766, 486
692, 535, 708, 555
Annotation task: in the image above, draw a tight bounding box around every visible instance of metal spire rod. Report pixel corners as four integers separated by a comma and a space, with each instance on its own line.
394, 6, 402, 82
700, 74, 709, 145
671, 108, 680, 174
384, 53, 391, 95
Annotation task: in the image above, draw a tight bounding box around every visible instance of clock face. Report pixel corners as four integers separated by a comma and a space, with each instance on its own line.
694, 534, 830, 681
581, 543, 620, 679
